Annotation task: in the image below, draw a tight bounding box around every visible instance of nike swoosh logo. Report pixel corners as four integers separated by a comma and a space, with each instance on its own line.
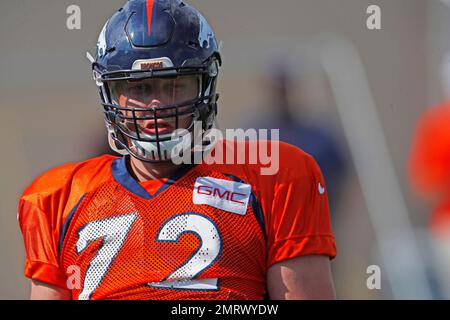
318, 182, 326, 195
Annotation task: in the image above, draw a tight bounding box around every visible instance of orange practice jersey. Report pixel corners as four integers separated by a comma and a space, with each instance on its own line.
18, 140, 336, 300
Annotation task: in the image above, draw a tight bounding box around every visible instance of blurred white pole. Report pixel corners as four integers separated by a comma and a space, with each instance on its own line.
318, 36, 433, 299
440, 53, 450, 100
431, 1, 450, 299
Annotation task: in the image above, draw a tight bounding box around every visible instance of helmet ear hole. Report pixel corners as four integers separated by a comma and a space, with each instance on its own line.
106, 110, 118, 123
196, 102, 212, 129
197, 103, 209, 118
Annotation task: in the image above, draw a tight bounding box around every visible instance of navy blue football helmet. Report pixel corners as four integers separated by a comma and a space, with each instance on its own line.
91, 0, 221, 162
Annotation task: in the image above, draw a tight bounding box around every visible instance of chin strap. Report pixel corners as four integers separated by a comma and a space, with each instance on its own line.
108, 134, 129, 155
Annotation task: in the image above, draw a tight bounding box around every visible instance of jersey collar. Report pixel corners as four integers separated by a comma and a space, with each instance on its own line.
111, 155, 196, 200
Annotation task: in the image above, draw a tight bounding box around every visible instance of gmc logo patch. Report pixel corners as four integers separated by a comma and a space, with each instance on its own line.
193, 177, 251, 215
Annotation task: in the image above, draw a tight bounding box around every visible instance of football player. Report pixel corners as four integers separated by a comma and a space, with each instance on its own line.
18, 0, 336, 300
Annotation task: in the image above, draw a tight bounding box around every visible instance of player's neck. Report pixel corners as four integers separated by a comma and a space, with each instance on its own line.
127, 156, 182, 182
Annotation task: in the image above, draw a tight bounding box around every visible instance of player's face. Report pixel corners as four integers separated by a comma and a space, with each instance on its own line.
109, 75, 200, 136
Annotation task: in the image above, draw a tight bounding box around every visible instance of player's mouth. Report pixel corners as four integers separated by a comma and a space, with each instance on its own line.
143, 120, 174, 135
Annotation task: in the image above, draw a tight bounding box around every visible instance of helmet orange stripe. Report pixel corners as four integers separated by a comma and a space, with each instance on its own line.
146, 0, 155, 35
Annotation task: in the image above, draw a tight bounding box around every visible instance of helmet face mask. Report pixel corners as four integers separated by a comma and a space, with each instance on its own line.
108, 74, 201, 140
92, 0, 221, 163
109, 75, 201, 108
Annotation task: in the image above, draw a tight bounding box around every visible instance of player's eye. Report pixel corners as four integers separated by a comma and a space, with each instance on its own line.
128, 84, 154, 99
174, 84, 186, 92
